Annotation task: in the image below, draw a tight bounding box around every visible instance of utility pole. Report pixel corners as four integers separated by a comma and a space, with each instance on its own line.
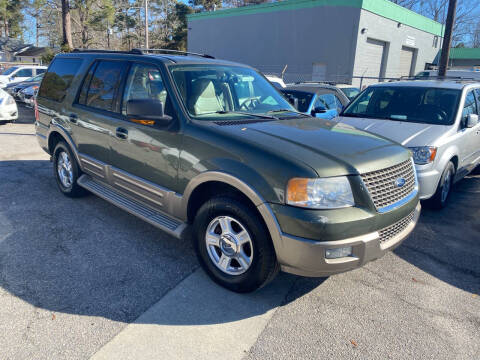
438, 0, 457, 77
145, 0, 149, 49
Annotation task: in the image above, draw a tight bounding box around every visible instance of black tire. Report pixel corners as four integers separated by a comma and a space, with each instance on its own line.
52, 141, 88, 198
426, 161, 455, 209
193, 196, 279, 293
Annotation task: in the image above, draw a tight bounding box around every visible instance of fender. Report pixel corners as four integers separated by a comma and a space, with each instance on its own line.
47, 122, 83, 171
174, 171, 284, 256
437, 144, 460, 181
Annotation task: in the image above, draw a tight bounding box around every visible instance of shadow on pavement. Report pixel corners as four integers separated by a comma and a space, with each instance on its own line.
394, 173, 480, 294
0, 160, 325, 326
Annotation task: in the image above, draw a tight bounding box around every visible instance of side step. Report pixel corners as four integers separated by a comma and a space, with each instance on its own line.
78, 174, 188, 239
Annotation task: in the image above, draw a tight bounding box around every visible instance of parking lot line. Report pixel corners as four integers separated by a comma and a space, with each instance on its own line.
90, 269, 294, 360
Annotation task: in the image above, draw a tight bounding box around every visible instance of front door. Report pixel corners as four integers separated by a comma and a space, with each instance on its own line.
109, 62, 181, 212
459, 89, 480, 173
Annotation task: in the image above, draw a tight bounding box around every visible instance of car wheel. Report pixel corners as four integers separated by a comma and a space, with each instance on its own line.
193, 196, 279, 293
53, 141, 88, 198
428, 161, 455, 209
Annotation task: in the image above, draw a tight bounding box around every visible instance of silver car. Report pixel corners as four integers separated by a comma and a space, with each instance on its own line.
337, 80, 480, 208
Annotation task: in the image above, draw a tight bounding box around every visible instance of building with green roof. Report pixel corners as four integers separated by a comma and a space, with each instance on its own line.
449, 48, 480, 69
187, 0, 444, 86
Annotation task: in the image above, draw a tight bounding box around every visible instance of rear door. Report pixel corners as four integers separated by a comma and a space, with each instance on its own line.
71, 59, 128, 172
108, 61, 181, 211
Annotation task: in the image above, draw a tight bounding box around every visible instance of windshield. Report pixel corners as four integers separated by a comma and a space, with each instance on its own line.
27, 73, 44, 82
2, 66, 18, 76
341, 87, 360, 100
342, 86, 461, 125
281, 90, 313, 113
169, 64, 296, 120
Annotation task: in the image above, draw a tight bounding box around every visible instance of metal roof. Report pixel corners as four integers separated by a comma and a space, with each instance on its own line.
188, 0, 443, 36
449, 48, 480, 60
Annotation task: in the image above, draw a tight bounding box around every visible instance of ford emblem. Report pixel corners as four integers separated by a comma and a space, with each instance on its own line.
395, 177, 406, 188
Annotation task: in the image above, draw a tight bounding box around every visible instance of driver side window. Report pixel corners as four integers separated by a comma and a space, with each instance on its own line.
122, 63, 174, 118
462, 91, 477, 120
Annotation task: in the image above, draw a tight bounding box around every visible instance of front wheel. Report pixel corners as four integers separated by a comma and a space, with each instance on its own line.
427, 161, 455, 209
193, 196, 279, 293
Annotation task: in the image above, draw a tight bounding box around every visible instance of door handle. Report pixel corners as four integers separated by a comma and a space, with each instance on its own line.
115, 127, 128, 140
69, 113, 78, 124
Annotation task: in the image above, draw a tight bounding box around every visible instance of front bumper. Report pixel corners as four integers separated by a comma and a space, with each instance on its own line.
415, 165, 441, 200
267, 202, 420, 277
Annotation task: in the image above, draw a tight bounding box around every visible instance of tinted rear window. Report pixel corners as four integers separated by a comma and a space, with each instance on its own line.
38, 58, 83, 102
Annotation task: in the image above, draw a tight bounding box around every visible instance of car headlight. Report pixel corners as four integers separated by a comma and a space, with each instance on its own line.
287, 176, 354, 209
409, 146, 437, 165
5, 95, 14, 105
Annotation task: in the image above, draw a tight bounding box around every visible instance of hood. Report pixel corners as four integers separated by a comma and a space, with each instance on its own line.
212, 117, 410, 177
0, 75, 10, 83
337, 116, 450, 147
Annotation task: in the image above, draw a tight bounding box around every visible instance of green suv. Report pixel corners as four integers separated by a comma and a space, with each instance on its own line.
35, 50, 420, 292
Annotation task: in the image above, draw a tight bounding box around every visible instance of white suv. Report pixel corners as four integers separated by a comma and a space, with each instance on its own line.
0, 65, 47, 88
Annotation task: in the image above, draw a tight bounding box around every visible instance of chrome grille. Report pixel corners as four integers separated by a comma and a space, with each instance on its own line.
379, 211, 415, 243
361, 159, 416, 211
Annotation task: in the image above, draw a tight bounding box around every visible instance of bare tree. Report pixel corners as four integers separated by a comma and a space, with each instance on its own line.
389, 0, 416, 9
61, 0, 73, 49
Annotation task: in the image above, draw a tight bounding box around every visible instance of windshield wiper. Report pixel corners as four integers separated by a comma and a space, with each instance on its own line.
267, 109, 310, 117
212, 110, 278, 120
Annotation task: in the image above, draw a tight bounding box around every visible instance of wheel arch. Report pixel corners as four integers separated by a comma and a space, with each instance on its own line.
181, 172, 284, 263
181, 172, 268, 223
47, 125, 82, 170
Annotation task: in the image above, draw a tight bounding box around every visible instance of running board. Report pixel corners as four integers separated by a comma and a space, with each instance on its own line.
78, 174, 187, 239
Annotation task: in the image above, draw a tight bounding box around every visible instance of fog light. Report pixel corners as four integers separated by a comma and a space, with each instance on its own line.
325, 246, 352, 259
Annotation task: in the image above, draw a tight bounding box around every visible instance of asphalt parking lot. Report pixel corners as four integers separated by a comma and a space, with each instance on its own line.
0, 108, 479, 360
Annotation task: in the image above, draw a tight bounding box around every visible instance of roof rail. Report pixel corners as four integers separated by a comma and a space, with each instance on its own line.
400, 75, 479, 81
72, 48, 143, 55
132, 48, 215, 59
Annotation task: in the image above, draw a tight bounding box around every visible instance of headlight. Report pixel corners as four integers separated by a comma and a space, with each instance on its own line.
5, 95, 14, 105
287, 176, 354, 209
410, 146, 437, 165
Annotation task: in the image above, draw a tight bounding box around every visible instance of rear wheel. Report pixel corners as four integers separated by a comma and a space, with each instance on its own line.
193, 196, 279, 293
427, 161, 455, 209
53, 141, 88, 198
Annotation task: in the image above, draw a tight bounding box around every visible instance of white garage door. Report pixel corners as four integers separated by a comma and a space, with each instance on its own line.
355, 38, 386, 87
398, 46, 415, 77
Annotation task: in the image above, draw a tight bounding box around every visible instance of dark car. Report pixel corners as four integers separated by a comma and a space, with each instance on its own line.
5, 73, 44, 101
36, 49, 420, 292
282, 84, 350, 119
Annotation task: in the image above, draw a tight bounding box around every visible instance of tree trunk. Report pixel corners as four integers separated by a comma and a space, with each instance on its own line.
61, 0, 73, 49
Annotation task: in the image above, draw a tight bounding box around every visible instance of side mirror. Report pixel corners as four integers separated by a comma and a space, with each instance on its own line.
311, 106, 327, 116
126, 99, 172, 127
466, 114, 479, 128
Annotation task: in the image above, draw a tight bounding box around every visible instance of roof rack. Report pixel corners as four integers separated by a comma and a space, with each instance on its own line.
72, 48, 143, 55
132, 48, 215, 59
400, 75, 479, 81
